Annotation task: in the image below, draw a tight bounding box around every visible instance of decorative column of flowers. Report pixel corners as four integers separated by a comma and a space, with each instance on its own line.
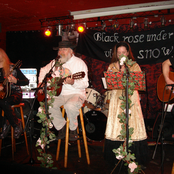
112, 55, 144, 174
36, 61, 64, 169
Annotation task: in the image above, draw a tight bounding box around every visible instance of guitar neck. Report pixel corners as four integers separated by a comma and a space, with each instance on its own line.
3, 60, 22, 85
56, 71, 85, 85
58, 75, 73, 85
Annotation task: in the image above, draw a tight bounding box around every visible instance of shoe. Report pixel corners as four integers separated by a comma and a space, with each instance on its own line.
14, 121, 23, 139
69, 129, 78, 141
0, 121, 10, 139
56, 125, 66, 139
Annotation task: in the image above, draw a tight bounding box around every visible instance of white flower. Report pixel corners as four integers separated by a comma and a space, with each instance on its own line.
37, 138, 45, 149
129, 139, 133, 143
38, 107, 43, 113
124, 109, 131, 115
128, 162, 137, 173
120, 56, 126, 65
48, 122, 53, 129
116, 154, 124, 160
115, 148, 125, 160
47, 157, 51, 163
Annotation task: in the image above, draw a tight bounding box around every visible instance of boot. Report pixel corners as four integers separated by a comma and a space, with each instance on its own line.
0, 120, 10, 139
14, 120, 23, 139
56, 124, 66, 139
69, 129, 78, 141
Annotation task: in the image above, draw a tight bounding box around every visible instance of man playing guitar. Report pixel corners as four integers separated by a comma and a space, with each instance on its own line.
37, 40, 89, 141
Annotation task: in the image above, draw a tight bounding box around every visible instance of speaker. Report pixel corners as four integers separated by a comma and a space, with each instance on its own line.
152, 112, 174, 141
14, 99, 36, 135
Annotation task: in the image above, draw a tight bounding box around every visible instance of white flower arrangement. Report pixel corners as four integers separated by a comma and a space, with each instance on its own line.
115, 148, 125, 160
36, 138, 45, 149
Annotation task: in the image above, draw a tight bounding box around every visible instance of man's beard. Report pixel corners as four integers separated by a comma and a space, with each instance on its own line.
60, 53, 71, 63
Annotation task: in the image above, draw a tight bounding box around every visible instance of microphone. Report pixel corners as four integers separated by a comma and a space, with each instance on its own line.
55, 55, 62, 66
55, 55, 61, 61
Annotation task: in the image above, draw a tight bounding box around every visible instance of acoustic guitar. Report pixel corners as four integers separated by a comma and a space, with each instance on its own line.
0, 60, 22, 99
157, 71, 174, 102
37, 71, 85, 102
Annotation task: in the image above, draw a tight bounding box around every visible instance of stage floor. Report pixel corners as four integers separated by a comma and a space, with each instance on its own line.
0, 121, 174, 174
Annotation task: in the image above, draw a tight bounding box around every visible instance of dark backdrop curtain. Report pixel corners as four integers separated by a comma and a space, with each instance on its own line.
6, 27, 171, 119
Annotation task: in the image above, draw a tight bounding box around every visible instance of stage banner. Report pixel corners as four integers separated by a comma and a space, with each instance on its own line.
76, 25, 174, 65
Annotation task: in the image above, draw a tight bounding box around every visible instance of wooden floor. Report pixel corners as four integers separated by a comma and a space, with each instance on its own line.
0, 120, 174, 174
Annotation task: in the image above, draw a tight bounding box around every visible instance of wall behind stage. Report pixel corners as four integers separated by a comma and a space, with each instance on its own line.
6, 30, 61, 72
6, 30, 166, 119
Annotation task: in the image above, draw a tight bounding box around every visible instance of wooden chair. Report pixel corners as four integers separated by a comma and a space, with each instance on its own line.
0, 103, 29, 160
56, 104, 90, 168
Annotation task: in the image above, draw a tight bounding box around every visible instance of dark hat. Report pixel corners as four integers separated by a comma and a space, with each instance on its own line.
53, 40, 76, 50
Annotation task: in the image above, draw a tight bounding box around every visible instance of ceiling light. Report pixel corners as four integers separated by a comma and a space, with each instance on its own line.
71, 1, 174, 20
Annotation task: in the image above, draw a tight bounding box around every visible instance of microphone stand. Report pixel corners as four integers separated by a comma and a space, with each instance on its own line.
152, 85, 174, 174
23, 59, 57, 164
37, 60, 58, 153
125, 64, 130, 156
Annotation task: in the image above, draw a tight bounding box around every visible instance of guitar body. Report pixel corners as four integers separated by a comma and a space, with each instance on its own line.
157, 72, 174, 102
37, 85, 62, 102
37, 71, 85, 102
0, 60, 21, 100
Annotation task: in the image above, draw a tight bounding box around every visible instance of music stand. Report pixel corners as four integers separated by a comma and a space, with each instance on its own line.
104, 71, 146, 91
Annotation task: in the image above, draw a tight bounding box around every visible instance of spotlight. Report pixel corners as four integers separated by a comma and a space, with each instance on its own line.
44, 27, 52, 37
70, 23, 76, 31
68, 30, 79, 44
77, 24, 85, 33
112, 20, 119, 28
101, 21, 106, 31
130, 19, 134, 29
56, 24, 63, 36
144, 18, 149, 28
161, 15, 166, 26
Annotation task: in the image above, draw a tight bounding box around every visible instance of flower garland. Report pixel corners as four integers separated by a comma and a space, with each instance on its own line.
112, 55, 144, 174
36, 60, 64, 168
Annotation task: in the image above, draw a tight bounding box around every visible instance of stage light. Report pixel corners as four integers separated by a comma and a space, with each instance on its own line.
144, 18, 149, 28
112, 20, 119, 28
101, 21, 106, 31
130, 19, 134, 29
44, 27, 52, 37
56, 24, 63, 36
77, 25, 85, 33
161, 15, 166, 26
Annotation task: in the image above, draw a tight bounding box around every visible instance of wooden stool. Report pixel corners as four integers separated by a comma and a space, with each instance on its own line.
56, 105, 90, 168
0, 103, 29, 160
